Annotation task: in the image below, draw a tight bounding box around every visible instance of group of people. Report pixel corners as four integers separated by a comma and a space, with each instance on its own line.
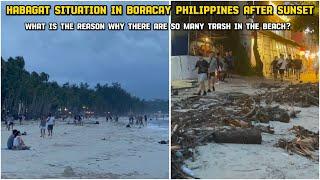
106, 115, 119, 122
194, 51, 234, 96
128, 114, 148, 128
39, 113, 55, 137
7, 129, 30, 150
73, 115, 84, 126
6, 113, 55, 150
4, 114, 27, 131
271, 54, 303, 81
4, 115, 14, 131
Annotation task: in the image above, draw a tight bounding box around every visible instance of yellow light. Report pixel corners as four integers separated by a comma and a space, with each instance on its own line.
305, 50, 310, 59
269, 1, 290, 22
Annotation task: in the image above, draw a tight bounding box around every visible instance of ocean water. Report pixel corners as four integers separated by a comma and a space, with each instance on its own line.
116, 116, 168, 131
147, 117, 169, 131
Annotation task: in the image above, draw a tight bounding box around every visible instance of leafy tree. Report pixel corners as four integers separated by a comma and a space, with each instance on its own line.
1, 56, 168, 119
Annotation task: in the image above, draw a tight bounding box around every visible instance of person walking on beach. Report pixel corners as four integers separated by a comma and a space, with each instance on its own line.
144, 114, 148, 126
138, 115, 144, 127
277, 54, 287, 82
228, 51, 235, 75
39, 116, 46, 138
216, 53, 224, 82
271, 56, 279, 80
78, 115, 83, 126
18, 115, 22, 125
46, 113, 55, 137
221, 56, 228, 82
293, 56, 303, 80
129, 115, 134, 125
194, 56, 209, 96
73, 115, 78, 125
224, 51, 232, 79
208, 53, 217, 92
7, 115, 14, 131
286, 54, 294, 78
7, 129, 18, 149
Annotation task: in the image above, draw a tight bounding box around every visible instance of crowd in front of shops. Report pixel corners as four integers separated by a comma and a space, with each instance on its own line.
193, 51, 319, 96
193, 51, 234, 96
270, 53, 318, 82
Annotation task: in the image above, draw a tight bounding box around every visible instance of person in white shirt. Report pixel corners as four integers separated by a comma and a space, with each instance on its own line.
277, 54, 287, 81
46, 113, 55, 137
13, 131, 30, 150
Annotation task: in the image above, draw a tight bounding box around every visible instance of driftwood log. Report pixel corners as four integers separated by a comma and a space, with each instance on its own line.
210, 127, 262, 144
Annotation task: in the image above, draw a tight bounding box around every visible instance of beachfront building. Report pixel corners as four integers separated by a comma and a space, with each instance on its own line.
248, 1, 318, 81
171, 1, 318, 81
246, 1, 303, 77
171, 1, 232, 81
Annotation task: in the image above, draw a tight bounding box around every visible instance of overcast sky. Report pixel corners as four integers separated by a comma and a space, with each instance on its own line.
1, 1, 169, 100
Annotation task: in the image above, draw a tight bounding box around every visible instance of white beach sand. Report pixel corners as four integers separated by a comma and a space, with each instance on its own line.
185, 107, 319, 179
174, 76, 319, 179
1, 117, 169, 179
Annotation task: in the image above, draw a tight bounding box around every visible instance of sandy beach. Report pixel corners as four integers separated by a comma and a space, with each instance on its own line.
173, 76, 319, 179
185, 106, 319, 179
1, 117, 169, 179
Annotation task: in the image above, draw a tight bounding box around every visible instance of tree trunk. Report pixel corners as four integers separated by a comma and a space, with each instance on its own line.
211, 127, 262, 144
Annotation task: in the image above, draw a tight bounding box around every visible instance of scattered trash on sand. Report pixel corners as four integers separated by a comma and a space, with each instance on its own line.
261, 83, 319, 107
171, 82, 319, 178
275, 126, 319, 160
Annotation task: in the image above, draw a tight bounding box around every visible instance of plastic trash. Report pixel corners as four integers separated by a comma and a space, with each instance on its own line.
181, 165, 195, 177
175, 151, 183, 158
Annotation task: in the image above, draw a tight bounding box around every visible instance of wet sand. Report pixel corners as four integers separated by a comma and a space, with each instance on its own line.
1, 117, 169, 179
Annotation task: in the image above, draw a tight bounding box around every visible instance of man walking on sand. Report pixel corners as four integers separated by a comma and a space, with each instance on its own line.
7, 115, 14, 131
144, 114, 148, 126
277, 54, 287, 82
208, 52, 217, 92
271, 56, 279, 80
194, 56, 209, 96
47, 113, 55, 137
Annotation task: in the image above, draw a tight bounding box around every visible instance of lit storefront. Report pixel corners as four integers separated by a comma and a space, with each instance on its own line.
256, 30, 301, 76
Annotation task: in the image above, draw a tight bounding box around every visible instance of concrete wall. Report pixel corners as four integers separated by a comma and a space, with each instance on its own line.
171, 55, 199, 81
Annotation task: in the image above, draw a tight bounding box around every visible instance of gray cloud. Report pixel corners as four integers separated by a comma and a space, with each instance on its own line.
1, 1, 169, 100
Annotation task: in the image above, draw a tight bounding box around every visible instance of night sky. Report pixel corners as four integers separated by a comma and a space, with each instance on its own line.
1, 1, 169, 100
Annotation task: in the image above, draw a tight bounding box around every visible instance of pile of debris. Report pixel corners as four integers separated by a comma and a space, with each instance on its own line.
255, 82, 282, 89
261, 83, 319, 107
171, 92, 293, 178
275, 126, 319, 160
